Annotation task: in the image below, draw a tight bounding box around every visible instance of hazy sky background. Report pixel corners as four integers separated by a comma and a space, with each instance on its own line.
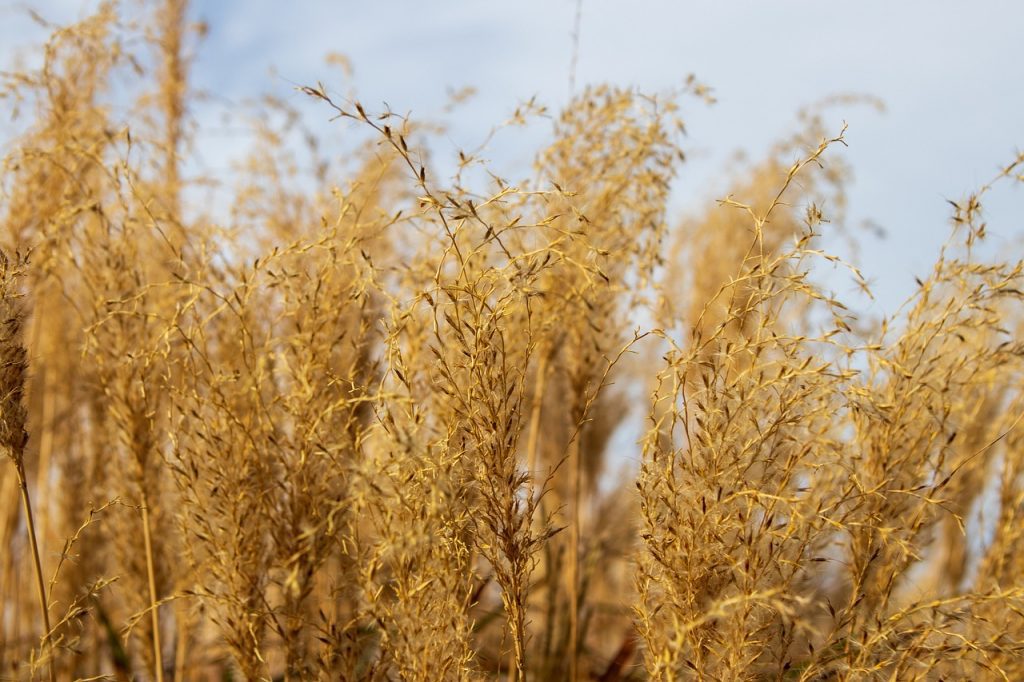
2, 1, 1021, 317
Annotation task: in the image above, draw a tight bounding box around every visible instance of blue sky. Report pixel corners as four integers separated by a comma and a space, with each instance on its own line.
2, 1, 1022, 316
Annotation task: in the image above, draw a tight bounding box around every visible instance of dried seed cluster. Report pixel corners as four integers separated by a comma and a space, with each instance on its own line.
1, 4, 1023, 681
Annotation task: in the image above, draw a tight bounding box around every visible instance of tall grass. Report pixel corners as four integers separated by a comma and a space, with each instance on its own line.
2, 3, 1024, 680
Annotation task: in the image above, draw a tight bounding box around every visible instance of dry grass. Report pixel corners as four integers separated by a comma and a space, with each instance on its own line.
2, 3, 1024, 681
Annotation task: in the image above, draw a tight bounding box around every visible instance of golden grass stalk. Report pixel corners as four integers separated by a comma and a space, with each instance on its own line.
0, 250, 54, 682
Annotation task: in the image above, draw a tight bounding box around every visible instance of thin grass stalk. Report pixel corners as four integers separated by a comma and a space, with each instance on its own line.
568, 434, 580, 682
140, 495, 165, 682
526, 351, 550, 495
29, 312, 54, 567
16, 461, 55, 682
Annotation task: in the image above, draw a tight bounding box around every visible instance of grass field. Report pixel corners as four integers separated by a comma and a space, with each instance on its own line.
2, 2, 1024, 680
